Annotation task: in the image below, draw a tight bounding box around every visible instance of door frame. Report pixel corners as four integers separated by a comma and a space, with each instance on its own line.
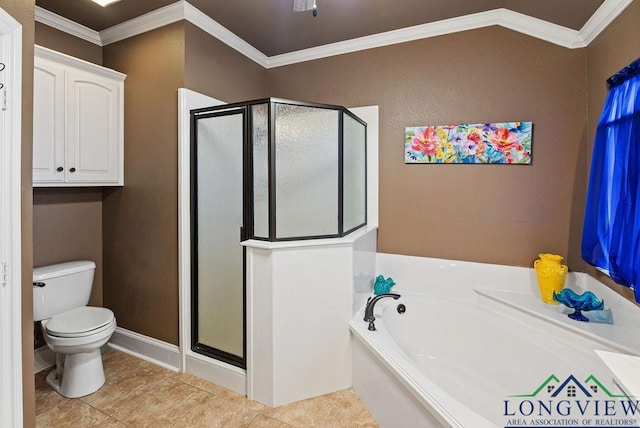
0, 6, 23, 428
177, 88, 247, 394
189, 107, 248, 369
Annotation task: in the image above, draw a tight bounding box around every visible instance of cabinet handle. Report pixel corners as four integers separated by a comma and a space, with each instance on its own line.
56, 167, 63, 172
69, 167, 76, 173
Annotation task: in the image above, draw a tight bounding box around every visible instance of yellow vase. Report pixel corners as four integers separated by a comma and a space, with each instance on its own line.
534, 254, 568, 304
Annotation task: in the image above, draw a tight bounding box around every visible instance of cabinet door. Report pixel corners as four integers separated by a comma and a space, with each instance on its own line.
65, 70, 121, 184
33, 58, 65, 183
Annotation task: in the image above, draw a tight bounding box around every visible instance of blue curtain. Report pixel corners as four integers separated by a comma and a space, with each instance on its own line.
582, 58, 640, 301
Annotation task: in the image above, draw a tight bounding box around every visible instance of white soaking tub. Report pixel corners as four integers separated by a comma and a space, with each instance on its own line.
350, 253, 640, 427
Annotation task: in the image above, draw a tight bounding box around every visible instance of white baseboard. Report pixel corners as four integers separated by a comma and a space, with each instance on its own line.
108, 327, 180, 372
34, 346, 55, 373
42, 327, 245, 395
185, 351, 246, 395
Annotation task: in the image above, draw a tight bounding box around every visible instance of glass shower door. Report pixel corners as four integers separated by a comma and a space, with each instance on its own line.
191, 109, 246, 368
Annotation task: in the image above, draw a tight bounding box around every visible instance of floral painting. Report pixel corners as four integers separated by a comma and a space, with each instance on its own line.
404, 122, 532, 164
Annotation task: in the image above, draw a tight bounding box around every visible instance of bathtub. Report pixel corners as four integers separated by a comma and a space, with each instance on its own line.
350, 253, 640, 427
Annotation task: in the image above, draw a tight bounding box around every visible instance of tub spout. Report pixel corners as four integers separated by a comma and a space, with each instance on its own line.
364, 293, 401, 330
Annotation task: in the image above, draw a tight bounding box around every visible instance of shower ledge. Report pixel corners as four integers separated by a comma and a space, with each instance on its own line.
241, 226, 376, 250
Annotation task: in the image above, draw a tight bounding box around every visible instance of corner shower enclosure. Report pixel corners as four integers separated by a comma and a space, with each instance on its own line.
190, 98, 367, 368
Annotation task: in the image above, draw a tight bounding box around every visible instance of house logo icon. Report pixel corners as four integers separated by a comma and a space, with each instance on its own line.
504, 374, 640, 427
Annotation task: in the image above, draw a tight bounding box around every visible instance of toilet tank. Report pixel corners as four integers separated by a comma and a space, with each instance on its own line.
33, 261, 96, 322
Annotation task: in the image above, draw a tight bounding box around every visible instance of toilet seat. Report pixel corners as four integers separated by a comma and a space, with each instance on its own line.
42, 318, 116, 349
45, 307, 115, 338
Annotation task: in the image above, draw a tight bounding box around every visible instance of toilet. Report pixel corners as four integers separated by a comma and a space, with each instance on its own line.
33, 260, 116, 398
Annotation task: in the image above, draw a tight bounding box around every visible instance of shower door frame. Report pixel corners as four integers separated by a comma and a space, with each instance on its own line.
196, 97, 367, 243
190, 106, 251, 370
178, 88, 246, 395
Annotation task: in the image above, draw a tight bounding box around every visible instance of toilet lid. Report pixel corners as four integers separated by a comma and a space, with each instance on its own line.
46, 307, 115, 337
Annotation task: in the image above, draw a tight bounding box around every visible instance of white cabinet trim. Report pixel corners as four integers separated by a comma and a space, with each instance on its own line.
34, 45, 125, 81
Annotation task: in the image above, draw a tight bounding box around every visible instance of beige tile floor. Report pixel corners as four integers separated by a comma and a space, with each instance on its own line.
35, 348, 378, 427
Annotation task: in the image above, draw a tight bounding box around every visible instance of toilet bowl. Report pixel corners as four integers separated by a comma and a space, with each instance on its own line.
41, 307, 116, 398
33, 261, 117, 398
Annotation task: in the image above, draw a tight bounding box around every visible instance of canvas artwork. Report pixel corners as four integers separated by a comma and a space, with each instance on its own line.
404, 122, 532, 164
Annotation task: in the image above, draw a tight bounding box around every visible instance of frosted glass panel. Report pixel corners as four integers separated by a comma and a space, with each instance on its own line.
343, 114, 367, 232
195, 112, 244, 359
275, 104, 339, 238
252, 103, 269, 238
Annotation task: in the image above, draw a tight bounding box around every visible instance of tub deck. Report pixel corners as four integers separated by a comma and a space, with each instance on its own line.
351, 253, 640, 427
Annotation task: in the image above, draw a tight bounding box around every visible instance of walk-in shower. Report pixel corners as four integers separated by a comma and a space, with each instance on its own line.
190, 98, 367, 368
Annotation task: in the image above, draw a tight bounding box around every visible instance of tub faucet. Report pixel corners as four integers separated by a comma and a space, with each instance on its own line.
363, 293, 401, 331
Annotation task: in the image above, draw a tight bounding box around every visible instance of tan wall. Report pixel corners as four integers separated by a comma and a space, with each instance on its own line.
35, 22, 102, 64
0, 0, 35, 425
184, 22, 266, 101
102, 22, 185, 345
33, 189, 104, 306
571, 2, 640, 300
33, 22, 105, 309
267, 26, 587, 267
100, 22, 268, 346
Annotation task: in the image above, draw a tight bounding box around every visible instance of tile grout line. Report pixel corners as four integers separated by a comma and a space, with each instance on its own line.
106, 373, 204, 426
36, 397, 69, 418
170, 374, 288, 428
37, 350, 377, 427
83, 400, 129, 427
167, 390, 213, 428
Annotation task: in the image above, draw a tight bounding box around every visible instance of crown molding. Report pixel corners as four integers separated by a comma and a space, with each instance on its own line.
267, 9, 501, 68
35, 6, 102, 46
183, 2, 268, 68
578, 0, 635, 47
34, 0, 634, 69
266, 8, 585, 68
496, 9, 582, 49
100, 1, 184, 46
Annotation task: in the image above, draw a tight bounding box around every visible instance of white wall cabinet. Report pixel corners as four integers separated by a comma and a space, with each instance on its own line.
33, 45, 126, 186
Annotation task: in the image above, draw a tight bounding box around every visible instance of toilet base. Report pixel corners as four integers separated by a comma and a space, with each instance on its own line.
46, 350, 106, 398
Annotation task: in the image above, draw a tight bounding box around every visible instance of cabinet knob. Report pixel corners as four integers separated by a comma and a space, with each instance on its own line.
69, 167, 76, 173
56, 167, 63, 172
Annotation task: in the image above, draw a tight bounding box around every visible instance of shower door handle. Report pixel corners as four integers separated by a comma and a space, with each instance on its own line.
240, 226, 246, 241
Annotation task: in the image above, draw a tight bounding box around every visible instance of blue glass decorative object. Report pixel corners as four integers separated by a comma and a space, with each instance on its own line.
553, 289, 604, 322
373, 275, 396, 295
